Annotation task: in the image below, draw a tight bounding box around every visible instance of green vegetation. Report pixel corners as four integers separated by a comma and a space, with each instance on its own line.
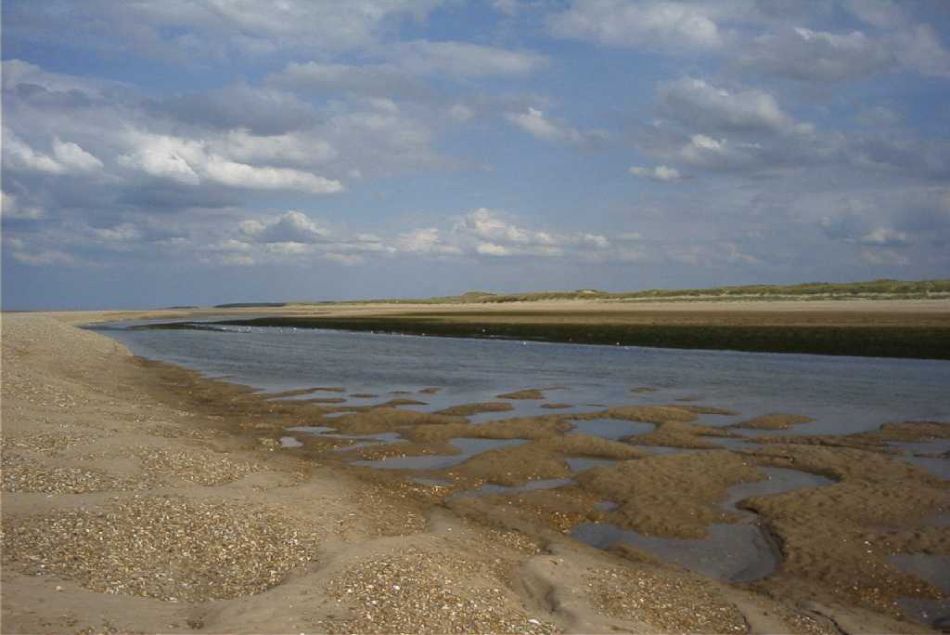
143, 316, 950, 360
291, 278, 950, 306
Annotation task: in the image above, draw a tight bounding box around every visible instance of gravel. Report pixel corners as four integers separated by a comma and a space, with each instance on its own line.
2, 495, 317, 602
323, 547, 557, 634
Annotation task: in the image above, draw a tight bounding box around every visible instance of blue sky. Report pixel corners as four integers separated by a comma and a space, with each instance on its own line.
2, 0, 949, 309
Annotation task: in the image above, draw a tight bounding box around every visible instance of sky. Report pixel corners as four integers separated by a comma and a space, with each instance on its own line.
2, 0, 949, 309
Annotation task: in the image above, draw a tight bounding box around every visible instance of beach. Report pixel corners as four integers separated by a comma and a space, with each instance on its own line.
2, 307, 948, 633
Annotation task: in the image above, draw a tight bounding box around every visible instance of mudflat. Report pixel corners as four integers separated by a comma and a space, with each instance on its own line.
1, 311, 947, 633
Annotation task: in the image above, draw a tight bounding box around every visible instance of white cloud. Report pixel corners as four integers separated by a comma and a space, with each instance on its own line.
219, 129, 337, 165
395, 40, 547, 76
549, 0, 722, 51
892, 24, 950, 78
742, 27, 895, 82
447, 208, 611, 258
396, 227, 462, 255
658, 78, 803, 134
3, 131, 102, 175
629, 164, 683, 181
505, 108, 603, 146
4, 235, 75, 265
117, 134, 202, 184
0, 191, 44, 220
859, 227, 911, 247
118, 132, 343, 194
202, 157, 342, 194
240, 211, 330, 244
51, 138, 104, 172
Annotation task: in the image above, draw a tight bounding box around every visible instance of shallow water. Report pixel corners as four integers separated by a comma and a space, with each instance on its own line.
93, 322, 950, 437
352, 437, 527, 471
572, 467, 834, 582
565, 456, 618, 472
891, 554, 950, 628
450, 478, 574, 500
568, 419, 654, 440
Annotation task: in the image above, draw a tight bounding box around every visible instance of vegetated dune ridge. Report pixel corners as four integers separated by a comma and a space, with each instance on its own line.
0, 312, 945, 634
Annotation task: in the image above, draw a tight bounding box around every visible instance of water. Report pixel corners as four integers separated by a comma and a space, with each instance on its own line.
891, 554, 950, 628
572, 467, 834, 582
569, 419, 654, 440
284, 427, 405, 452
450, 478, 574, 500
351, 437, 527, 471
565, 457, 618, 472
92, 322, 950, 437
89, 321, 949, 607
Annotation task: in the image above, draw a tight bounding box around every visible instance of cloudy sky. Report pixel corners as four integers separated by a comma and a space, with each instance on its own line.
2, 0, 949, 309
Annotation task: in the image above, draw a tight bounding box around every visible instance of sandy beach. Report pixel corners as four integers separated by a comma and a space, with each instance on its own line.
2, 309, 947, 633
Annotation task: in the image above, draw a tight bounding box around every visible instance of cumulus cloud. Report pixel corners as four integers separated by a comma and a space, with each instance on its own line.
212, 208, 617, 266
446, 208, 613, 258
154, 84, 318, 135
629, 165, 683, 182
3, 131, 103, 175
117, 132, 344, 194
742, 27, 895, 82
240, 211, 329, 244
658, 78, 804, 135
0, 191, 43, 220
548, 0, 722, 51
505, 108, 603, 146
396, 227, 463, 255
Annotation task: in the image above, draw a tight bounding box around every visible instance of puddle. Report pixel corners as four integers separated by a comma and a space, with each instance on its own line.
891, 554, 950, 597
565, 456, 618, 472
569, 418, 654, 440
332, 433, 405, 452
890, 440, 950, 480
572, 467, 833, 582
721, 468, 833, 510
573, 520, 778, 582
897, 598, 950, 631
450, 478, 573, 500
286, 426, 405, 451
890, 440, 950, 455
352, 437, 528, 471
901, 456, 950, 480
279, 436, 303, 448
595, 500, 619, 512
287, 425, 336, 434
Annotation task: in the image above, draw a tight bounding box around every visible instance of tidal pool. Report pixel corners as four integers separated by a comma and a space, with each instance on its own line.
572, 467, 834, 582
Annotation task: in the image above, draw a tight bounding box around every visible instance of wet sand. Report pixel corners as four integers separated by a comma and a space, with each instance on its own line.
2, 312, 946, 633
